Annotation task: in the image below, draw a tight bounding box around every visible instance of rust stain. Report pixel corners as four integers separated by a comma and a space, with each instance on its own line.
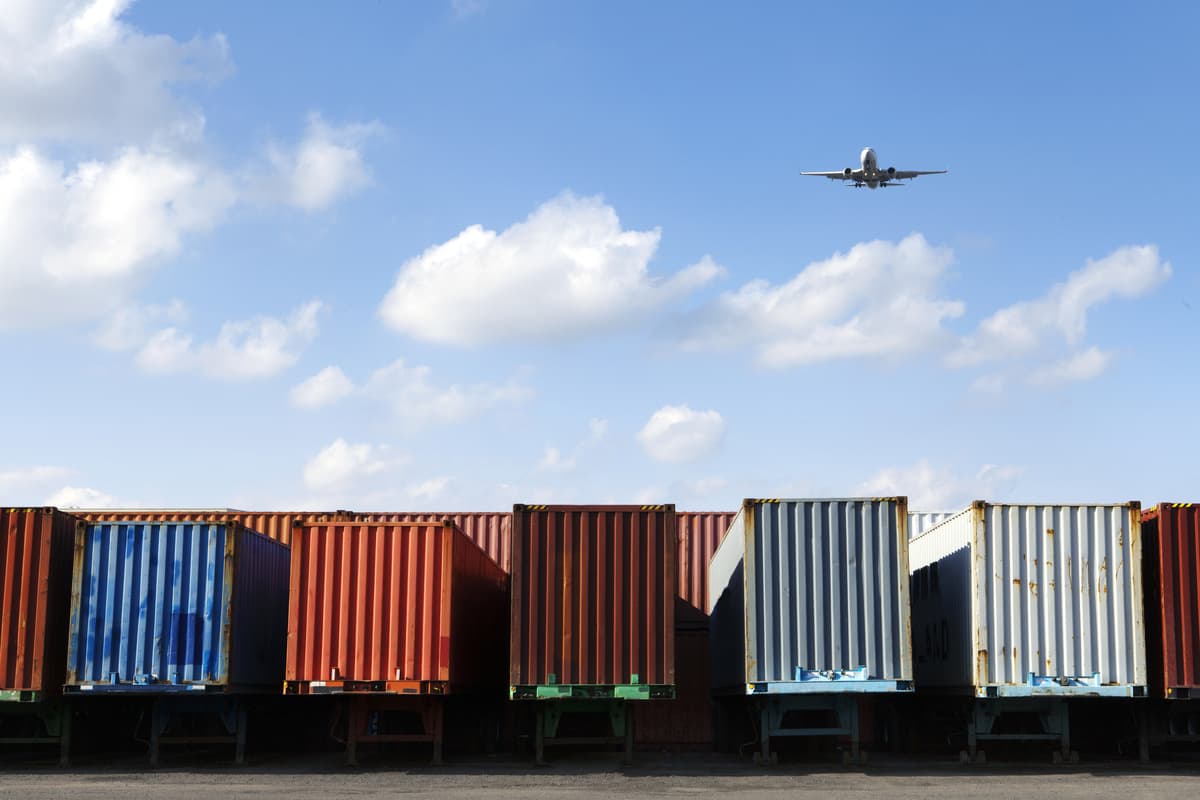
1046, 528, 1055, 536
1029, 581, 1039, 596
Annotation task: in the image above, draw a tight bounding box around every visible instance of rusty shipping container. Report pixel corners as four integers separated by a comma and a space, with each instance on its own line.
75, 510, 337, 547
341, 512, 511, 573
510, 505, 676, 696
0, 508, 80, 700
676, 512, 736, 618
285, 521, 508, 694
909, 502, 1146, 696
65, 520, 290, 691
1142, 503, 1200, 698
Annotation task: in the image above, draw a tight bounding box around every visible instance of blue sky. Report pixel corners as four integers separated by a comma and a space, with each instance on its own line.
1, 1, 1196, 512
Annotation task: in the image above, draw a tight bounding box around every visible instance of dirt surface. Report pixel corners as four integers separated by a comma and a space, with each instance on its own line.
0, 754, 1196, 799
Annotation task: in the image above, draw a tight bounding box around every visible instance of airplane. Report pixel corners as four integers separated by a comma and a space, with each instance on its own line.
802, 147, 947, 189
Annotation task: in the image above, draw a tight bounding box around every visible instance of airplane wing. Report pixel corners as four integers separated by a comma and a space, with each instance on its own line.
801, 170, 860, 181
890, 169, 947, 180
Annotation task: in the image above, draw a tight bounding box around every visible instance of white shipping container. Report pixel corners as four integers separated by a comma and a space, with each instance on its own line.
709, 498, 913, 694
908, 510, 959, 539
909, 502, 1146, 696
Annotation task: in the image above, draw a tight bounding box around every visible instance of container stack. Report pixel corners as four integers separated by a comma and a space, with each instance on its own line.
0, 508, 79, 764
708, 498, 913, 763
909, 502, 1146, 763
510, 504, 677, 763
285, 520, 508, 764
64, 519, 290, 764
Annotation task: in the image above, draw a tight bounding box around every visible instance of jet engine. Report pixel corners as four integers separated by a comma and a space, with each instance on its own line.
887, 166, 896, 177
843, 167, 853, 176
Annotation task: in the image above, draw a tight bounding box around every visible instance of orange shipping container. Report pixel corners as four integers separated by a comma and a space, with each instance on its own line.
510, 505, 676, 693
0, 508, 79, 700
341, 512, 511, 573
285, 521, 508, 694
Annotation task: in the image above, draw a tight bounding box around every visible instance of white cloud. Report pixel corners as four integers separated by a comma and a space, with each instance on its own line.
0, 146, 235, 329
363, 359, 533, 431
47, 486, 116, 508
537, 417, 609, 473
263, 114, 381, 211
1028, 347, 1112, 386
378, 193, 723, 345
93, 299, 188, 350
636, 405, 725, 464
302, 438, 396, 491
677, 234, 963, 368
290, 365, 355, 409
949, 245, 1170, 367
858, 459, 1024, 511
0, 0, 231, 146
408, 477, 451, 501
134, 301, 323, 379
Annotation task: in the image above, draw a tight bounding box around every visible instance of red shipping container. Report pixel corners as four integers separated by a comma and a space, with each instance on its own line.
341, 512, 511, 573
76, 510, 337, 546
285, 520, 507, 694
510, 505, 676, 693
1143, 503, 1200, 698
676, 511, 736, 618
0, 508, 79, 700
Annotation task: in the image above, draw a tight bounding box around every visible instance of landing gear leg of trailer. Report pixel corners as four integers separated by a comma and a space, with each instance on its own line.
753, 694, 862, 765
963, 697, 1076, 765
532, 699, 632, 766
148, 696, 246, 767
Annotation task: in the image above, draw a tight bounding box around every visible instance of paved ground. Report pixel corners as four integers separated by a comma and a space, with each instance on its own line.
1, 754, 1198, 799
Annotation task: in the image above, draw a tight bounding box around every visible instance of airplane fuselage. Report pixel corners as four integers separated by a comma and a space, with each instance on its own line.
860, 147, 884, 189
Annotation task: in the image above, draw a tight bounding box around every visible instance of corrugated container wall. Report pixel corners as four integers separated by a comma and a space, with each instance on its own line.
0, 508, 79, 698
510, 505, 676, 689
709, 499, 912, 692
1142, 503, 1200, 697
75, 510, 337, 546
341, 512, 511, 573
909, 502, 1146, 693
66, 521, 290, 690
285, 521, 508, 692
909, 511, 959, 539
676, 512, 736, 617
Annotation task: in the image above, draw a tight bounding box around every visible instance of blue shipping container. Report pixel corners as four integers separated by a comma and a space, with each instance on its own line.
65, 521, 289, 692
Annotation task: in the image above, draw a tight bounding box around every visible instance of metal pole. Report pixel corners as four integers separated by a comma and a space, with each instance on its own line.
535, 706, 545, 766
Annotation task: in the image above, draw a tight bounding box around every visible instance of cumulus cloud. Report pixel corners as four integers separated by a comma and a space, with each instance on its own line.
0, 0, 231, 146
858, 459, 1024, 511
262, 114, 381, 211
378, 193, 723, 345
363, 359, 533, 431
47, 486, 117, 508
0, 147, 235, 328
949, 245, 1170, 368
93, 299, 188, 350
302, 438, 397, 491
677, 234, 963, 368
290, 365, 355, 409
134, 301, 324, 379
636, 405, 725, 464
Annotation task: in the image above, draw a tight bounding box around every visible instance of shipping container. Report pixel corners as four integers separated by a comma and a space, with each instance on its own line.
632, 629, 711, 747
909, 511, 958, 539
0, 508, 79, 700
74, 509, 337, 546
909, 502, 1146, 696
709, 498, 913, 694
510, 505, 676, 695
341, 512, 511, 573
676, 512, 736, 617
65, 520, 290, 692
284, 520, 508, 694
1142, 503, 1200, 698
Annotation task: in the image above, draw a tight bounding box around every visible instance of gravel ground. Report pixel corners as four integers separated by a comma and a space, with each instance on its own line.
0, 753, 1197, 799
